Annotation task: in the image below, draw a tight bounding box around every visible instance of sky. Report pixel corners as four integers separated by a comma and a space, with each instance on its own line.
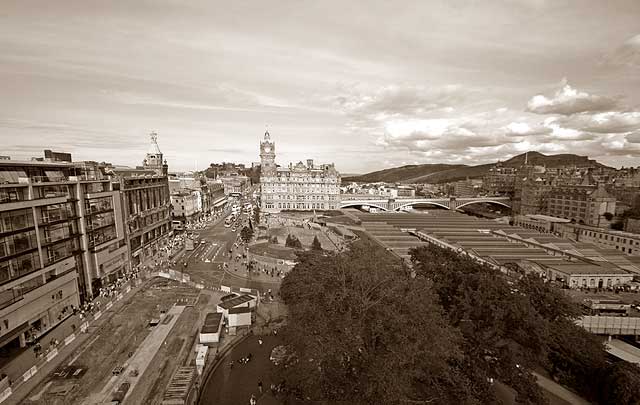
1, 0, 640, 173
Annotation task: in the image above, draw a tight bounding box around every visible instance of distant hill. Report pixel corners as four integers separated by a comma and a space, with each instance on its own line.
343, 163, 466, 183
343, 152, 609, 184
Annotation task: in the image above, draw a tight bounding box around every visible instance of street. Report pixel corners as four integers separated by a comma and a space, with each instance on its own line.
179, 209, 283, 295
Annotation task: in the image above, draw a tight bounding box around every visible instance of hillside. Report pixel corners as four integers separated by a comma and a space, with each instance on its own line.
343, 163, 466, 183
344, 151, 609, 184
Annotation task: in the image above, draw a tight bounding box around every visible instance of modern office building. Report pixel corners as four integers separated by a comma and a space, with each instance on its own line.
0, 158, 126, 354
259, 131, 341, 213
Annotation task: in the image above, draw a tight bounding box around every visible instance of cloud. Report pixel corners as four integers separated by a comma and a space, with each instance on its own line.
555, 111, 640, 134
504, 122, 552, 136
627, 131, 640, 144
334, 84, 473, 119
377, 117, 520, 153
526, 81, 619, 115
602, 34, 640, 68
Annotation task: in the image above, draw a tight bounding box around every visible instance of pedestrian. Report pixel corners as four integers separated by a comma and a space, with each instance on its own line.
258, 338, 263, 346
250, 394, 257, 405
258, 380, 263, 393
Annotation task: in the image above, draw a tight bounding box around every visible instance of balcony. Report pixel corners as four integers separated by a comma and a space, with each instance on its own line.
31, 175, 70, 183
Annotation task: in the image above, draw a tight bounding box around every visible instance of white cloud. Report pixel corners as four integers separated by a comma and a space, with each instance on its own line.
527, 82, 619, 115
557, 111, 640, 134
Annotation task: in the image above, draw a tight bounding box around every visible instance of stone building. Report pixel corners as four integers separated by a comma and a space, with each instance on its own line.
258, 131, 340, 213
111, 134, 172, 268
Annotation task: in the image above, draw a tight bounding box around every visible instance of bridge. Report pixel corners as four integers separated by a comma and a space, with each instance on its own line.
339, 195, 512, 211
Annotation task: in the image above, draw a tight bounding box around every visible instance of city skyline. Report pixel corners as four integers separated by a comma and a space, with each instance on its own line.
2, 0, 640, 172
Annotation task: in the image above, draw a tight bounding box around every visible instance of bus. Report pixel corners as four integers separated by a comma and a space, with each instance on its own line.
172, 220, 184, 231
185, 238, 195, 251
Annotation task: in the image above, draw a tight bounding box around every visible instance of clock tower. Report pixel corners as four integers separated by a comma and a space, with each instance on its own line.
260, 130, 276, 175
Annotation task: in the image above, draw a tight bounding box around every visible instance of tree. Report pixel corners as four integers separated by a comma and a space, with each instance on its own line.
311, 235, 322, 251
410, 245, 548, 404
596, 362, 640, 405
279, 240, 474, 405
285, 234, 303, 249
240, 226, 254, 243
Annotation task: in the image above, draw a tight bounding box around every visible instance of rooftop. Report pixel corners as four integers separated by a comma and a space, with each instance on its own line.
543, 262, 630, 275
217, 294, 254, 310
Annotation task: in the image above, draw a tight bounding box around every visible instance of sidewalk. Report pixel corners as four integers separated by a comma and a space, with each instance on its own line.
532, 372, 591, 405
0, 278, 145, 405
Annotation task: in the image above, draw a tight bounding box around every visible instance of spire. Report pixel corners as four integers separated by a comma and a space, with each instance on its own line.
264, 129, 270, 140
148, 132, 162, 154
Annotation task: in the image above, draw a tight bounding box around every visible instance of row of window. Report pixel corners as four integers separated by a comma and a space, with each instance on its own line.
266, 202, 335, 210
263, 194, 338, 201
0, 208, 34, 234
582, 229, 640, 246
0, 187, 28, 203
41, 203, 76, 224
85, 196, 112, 215
86, 211, 115, 231
0, 230, 37, 259
0, 251, 41, 284
126, 186, 169, 216
88, 225, 116, 248
0, 276, 44, 310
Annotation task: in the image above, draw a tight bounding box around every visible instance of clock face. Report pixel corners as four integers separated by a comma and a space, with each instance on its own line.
264, 146, 271, 153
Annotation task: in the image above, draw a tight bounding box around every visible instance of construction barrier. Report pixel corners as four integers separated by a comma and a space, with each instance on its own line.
0, 388, 11, 403
45, 349, 58, 362
22, 365, 37, 382
64, 334, 76, 346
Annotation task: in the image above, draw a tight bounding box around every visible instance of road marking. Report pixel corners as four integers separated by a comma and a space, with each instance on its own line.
68, 334, 101, 365
29, 381, 52, 401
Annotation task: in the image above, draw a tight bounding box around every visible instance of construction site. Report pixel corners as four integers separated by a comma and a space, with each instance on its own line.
20, 277, 218, 405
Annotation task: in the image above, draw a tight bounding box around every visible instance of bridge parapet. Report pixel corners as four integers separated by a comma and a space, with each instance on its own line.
339, 196, 511, 211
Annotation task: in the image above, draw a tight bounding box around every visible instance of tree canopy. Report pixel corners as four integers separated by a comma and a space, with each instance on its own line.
279, 241, 475, 405
240, 226, 253, 243
279, 239, 640, 405
285, 234, 303, 249
410, 244, 640, 405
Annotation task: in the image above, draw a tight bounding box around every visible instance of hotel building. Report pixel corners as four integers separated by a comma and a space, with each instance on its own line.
259, 131, 340, 213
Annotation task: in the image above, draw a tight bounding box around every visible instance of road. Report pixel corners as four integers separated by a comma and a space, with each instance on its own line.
180, 209, 283, 294
200, 334, 283, 405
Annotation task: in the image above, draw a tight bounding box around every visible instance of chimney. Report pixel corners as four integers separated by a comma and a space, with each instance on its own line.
307, 159, 314, 169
